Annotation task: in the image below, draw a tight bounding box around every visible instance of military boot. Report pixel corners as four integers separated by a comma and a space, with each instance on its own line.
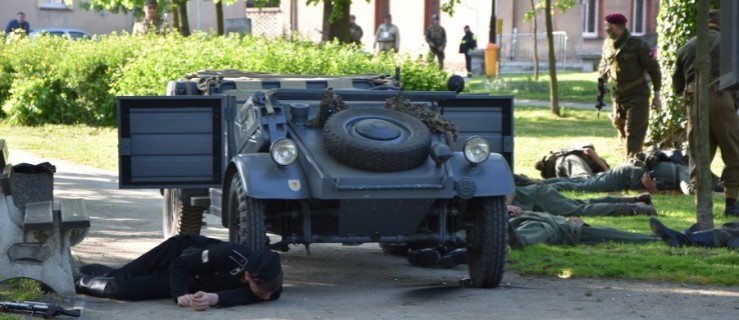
407, 248, 441, 268
649, 218, 689, 247
628, 202, 657, 216
620, 193, 652, 205
75, 276, 113, 298
438, 248, 468, 269
649, 218, 718, 247
725, 198, 739, 217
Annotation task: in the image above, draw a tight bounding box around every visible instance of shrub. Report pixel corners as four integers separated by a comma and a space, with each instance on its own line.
0, 32, 449, 126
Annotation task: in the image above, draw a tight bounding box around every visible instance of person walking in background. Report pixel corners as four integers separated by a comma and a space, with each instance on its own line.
598, 12, 662, 159
374, 14, 399, 53
349, 14, 363, 46
672, 10, 739, 217
425, 14, 446, 69
458, 25, 477, 77
5, 11, 29, 35
132, 0, 168, 35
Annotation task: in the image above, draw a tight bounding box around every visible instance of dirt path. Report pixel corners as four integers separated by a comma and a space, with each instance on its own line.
6, 149, 739, 320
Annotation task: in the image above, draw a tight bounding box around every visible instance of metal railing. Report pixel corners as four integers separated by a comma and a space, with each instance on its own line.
498, 30, 569, 67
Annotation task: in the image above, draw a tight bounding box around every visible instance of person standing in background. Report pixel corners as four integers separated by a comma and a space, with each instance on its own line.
374, 14, 400, 54
459, 25, 477, 77
425, 14, 446, 69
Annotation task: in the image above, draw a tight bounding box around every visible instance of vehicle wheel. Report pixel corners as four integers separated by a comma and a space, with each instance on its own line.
163, 189, 204, 239
227, 174, 269, 250
466, 196, 507, 288
379, 243, 410, 256
323, 108, 431, 172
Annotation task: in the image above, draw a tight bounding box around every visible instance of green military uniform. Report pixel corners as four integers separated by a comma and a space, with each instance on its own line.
349, 21, 363, 46
509, 211, 659, 248
673, 21, 739, 215
425, 23, 446, 69
513, 184, 649, 217
375, 23, 400, 53
554, 152, 608, 178
546, 162, 688, 194
132, 18, 167, 35
599, 29, 662, 158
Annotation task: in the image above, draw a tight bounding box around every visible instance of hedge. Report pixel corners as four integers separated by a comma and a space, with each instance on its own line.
0, 32, 448, 126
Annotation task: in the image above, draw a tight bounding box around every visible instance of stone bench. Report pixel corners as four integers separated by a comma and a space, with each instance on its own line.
0, 139, 91, 298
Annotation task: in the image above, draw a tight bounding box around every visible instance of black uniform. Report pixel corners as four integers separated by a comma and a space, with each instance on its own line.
459, 29, 477, 75
76, 235, 282, 307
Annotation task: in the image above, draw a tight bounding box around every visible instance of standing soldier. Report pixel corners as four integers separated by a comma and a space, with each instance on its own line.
133, 0, 168, 35
374, 14, 400, 53
673, 10, 739, 217
349, 14, 363, 46
425, 14, 447, 69
458, 25, 477, 77
598, 12, 662, 159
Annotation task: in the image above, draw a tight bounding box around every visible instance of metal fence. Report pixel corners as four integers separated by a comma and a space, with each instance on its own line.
498, 31, 569, 67
245, 9, 283, 38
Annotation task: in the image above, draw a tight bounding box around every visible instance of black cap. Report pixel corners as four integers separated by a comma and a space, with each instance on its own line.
247, 250, 283, 292
144, 0, 158, 7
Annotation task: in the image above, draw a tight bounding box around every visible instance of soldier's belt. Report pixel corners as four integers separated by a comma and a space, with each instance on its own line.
614, 76, 646, 95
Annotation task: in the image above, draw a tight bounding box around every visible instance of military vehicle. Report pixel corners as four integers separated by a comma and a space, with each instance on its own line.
117, 70, 514, 287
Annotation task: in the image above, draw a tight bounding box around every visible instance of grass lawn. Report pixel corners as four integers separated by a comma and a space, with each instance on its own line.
466, 71, 613, 103
0, 103, 736, 287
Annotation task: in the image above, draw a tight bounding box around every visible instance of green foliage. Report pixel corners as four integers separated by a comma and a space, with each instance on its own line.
0, 32, 447, 125
651, 0, 720, 147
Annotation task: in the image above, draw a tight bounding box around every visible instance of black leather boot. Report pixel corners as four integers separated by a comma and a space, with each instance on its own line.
75, 276, 113, 298
649, 218, 690, 247
438, 248, 467, 268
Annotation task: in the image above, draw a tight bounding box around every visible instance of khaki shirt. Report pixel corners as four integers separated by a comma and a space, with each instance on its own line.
425, 25, 446, 47
599, 30, 661, 98
133, 18, 167, 35
375, 23, 400, 52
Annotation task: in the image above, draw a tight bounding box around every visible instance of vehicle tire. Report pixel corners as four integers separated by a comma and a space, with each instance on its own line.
379, 243, 410, 256
466, 196, 507, 288
227, 174, 269, 250
323, 108, 431, 172
163, 189, 204, 239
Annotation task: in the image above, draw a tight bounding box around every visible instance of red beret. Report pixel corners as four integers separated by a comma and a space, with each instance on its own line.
605, 13, 627, 25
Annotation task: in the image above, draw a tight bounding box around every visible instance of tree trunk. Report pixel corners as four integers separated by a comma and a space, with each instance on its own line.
171, 0, 180, 34
321, 1, 331, 41
530, 0, 539, 80
544, 0, 559, 115
328, 0, 351, 43
215, 0, 224, 35
693, 0, 714, 229
177, 0, 191, 36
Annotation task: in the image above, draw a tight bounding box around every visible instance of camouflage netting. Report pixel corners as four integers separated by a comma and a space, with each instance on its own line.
304, 90, 459, 143
306, 88, 350, 127
385, 92, 459, 142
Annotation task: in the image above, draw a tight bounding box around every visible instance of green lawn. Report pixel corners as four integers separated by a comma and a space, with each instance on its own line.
466, 71, 612, 103
0, 103, 736, 287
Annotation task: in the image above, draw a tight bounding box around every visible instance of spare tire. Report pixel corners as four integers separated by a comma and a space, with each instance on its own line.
323, 108, 431, 172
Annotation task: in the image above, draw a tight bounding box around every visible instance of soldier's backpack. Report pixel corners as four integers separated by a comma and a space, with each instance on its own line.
534, 148, 585, 179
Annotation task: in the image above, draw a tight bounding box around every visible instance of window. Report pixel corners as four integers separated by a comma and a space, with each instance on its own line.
631, 0, 646, 35
582, 0, 598, 38
38, 0, 72, 10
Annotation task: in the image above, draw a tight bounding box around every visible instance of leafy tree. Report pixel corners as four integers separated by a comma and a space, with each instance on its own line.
650, 0, 718, 147
524, 0, 542, 80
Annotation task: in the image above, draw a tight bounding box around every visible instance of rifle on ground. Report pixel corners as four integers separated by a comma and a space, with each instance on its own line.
0, 301, 80, 318
596, 77, 606, 118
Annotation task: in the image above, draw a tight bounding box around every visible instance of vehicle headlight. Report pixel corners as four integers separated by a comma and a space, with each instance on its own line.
463, 136, 490, 164
270, 139, 298, 166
